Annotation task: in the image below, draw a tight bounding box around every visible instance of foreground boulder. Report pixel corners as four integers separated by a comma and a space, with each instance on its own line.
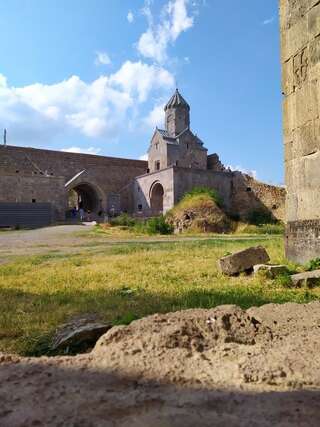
2, 302, 320, 426
52, 315, 111, 352
253, 264, 289, 279
291, 270, 320, 288
218, 246, 270, 276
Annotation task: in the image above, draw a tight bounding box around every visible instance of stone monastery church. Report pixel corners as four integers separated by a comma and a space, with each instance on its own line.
0, 89, 284, 227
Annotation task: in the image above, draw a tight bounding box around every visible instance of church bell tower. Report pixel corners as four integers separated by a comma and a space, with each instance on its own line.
164, 89, 190, 136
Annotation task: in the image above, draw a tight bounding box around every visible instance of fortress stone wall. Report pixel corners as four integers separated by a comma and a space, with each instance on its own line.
281, 0, 320, 262
135, 167, 285, 221
0, 145, 147, 220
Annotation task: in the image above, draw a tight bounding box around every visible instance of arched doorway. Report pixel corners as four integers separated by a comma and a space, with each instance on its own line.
68, 183, 101, 213
150, 182, 164, 214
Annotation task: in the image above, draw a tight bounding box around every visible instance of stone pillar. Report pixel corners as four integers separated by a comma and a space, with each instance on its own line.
281, 0, 320, 263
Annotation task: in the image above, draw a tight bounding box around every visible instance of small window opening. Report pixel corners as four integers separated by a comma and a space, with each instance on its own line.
15, 170, 19, 173
272, 204, 277, 210
155, 161, 160, 171
186, 144, 189, 149
138, 204, 143, 211
147, 168, 150, 174
32, 199, 36, 203
176, 161, 179, 166
246, 187, 252, 192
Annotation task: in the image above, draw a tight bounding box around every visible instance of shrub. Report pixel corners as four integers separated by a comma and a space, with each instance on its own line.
145, 215, 173, 235
241, 223, 284, 235
110, 213, 137, 227
275, 272, 293, 288
246, 209, 277, 226
306, 258, 320, 271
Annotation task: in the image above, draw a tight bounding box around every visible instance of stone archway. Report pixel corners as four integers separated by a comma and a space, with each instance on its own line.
68, 183, 101, 213
150, 182, 164, 214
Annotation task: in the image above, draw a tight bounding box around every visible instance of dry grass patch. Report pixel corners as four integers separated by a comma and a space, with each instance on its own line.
0, 236, 316, 356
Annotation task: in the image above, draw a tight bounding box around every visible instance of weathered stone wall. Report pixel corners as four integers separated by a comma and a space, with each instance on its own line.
0, 145, 147, 217
207, 153, 226, 172
280, 0, 320, 262
135, 166, 286, 221
172, 168, 234, 212
230, 174, 286, 222
148, 130, 207, 173
0, 173, 66, 220
134, 168, 175, 215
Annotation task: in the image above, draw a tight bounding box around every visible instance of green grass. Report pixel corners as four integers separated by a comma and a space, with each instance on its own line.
0, 235, 315, 356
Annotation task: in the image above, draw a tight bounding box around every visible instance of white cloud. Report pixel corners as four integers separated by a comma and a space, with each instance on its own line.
0, 0, 201, 146
0, 61, 174, 143
228, 165, 258, 180
62, 146, 101, 155
137, 0, 195, 63
95, 51, 111, 66
127, 11, 134, 23
0, 74, 7, 88
110, 61, 174, 102
262, 17, 274, 25
143, 103, 165, 128
139, 153, 148, 161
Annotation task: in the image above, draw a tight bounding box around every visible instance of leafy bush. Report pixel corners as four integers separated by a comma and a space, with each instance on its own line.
145, 215, 173, 235
306, 258, 320, 271
110, 213, 136, 227
108, 213, 173, 235
246, 209, 277, 226
241, 223, 284, 235
274, 272, 293, 288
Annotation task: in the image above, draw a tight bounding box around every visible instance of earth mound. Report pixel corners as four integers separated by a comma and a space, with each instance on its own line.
2, 302, 320, 426
166, 190, 232, 233
92, 302, 320, 389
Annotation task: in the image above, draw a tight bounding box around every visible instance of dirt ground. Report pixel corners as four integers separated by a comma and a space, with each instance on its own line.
0, 224, 272, 257
1, 302, 320, 426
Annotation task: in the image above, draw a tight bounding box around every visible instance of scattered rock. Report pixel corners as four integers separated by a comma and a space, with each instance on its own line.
291, 270, 320, 288
51, 315, 111, 352
218, 246, 270, 276
253, 264, 289, 279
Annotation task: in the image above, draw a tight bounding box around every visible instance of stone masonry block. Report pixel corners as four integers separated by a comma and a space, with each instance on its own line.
218, 246, 270, 276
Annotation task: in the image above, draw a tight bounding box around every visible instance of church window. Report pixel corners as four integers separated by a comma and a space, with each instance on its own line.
138, 204, 142, 211
155, 160, 160, 171
155, 143, 159, 150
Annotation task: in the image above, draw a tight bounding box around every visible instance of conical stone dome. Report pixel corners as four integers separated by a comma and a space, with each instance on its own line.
164, 89, 190, 111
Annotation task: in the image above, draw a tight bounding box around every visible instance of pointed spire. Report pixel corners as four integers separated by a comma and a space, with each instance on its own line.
164, 88, 190, 111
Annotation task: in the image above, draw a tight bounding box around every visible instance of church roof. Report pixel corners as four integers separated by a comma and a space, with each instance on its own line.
164, 89, 190, 111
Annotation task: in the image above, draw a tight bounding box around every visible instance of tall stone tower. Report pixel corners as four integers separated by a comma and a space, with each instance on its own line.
280, 0, 320, 263
164, 89, 190, 136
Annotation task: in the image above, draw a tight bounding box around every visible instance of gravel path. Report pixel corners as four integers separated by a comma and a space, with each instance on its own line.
0, 225, 94, 256
0, 225, 274, 258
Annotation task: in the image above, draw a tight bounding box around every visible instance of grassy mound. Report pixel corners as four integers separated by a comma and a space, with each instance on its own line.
166, 187, 232, 233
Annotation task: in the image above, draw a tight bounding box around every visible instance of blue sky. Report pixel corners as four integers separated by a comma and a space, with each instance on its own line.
0, 0, 282, 184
